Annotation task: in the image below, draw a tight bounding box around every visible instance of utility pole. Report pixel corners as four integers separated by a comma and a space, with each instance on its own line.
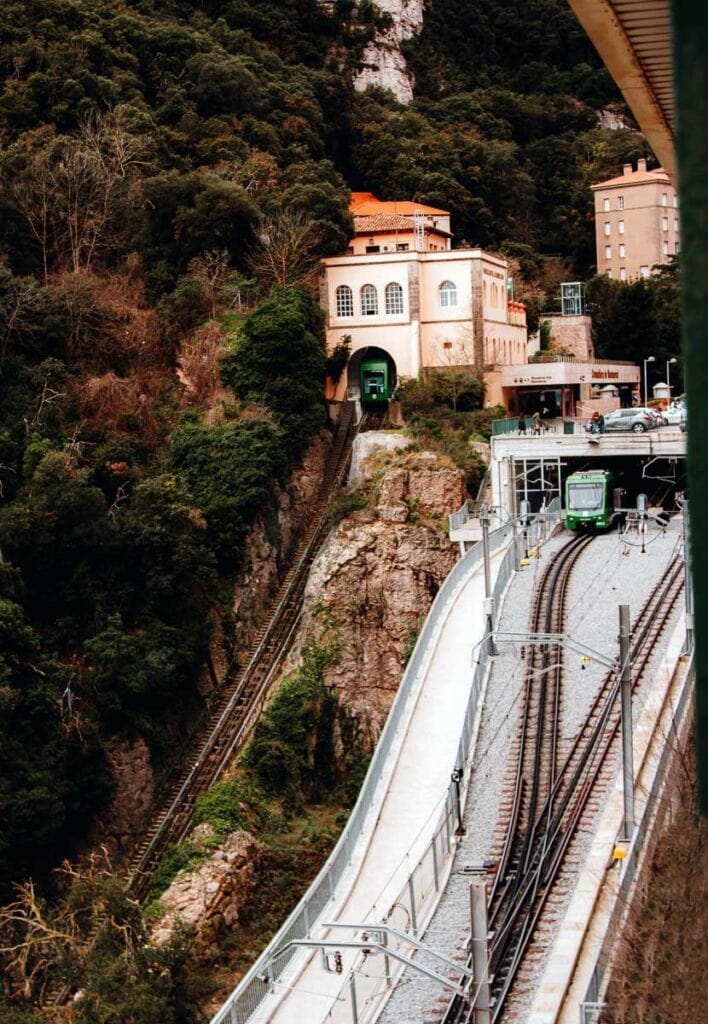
619, 604, 635, 841
468, 880, 491, 1024
480, 505, 496, 654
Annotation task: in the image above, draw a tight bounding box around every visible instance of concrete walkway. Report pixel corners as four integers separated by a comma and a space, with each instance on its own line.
254, 543, 508, 1024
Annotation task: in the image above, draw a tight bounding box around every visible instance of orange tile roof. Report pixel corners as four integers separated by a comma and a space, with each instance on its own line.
350, 193, 449, 217
353, 213, 452, 236
591, 167, 672, 189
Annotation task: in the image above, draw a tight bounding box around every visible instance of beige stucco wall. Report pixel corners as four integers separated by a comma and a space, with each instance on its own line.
348, 229, 450, 256
321, 248, 527, 402
541, 314, 594, 360
593, 173, 679, 280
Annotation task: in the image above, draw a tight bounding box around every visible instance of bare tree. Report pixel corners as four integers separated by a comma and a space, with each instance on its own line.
177, 320, 227, 406
2, 108, 153, 278
188, 248, 232, 318
436, 331, 481, 412
248, 209, 323, 290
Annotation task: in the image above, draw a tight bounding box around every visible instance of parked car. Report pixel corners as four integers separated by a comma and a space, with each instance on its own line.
664, 401, 686, 426
602, 408, 656, 433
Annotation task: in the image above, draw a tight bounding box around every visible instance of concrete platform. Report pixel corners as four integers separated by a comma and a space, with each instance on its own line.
256, 543, 510, 1024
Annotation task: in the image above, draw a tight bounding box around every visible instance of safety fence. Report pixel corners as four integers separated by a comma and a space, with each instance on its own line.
578, 651, 694, 1024
211, 505, 561, 1024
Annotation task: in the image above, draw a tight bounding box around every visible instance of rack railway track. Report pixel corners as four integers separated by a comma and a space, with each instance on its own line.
127, 402, 358, 901
443, 537, 685, 1024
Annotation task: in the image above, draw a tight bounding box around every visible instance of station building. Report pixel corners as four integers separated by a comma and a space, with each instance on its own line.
320, 194, 640, 416
591, 159, 679, 281
320, 193, 528, 406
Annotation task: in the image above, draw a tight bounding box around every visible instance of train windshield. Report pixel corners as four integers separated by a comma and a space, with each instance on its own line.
568, 483, 604, 510
363, 371, 385, 396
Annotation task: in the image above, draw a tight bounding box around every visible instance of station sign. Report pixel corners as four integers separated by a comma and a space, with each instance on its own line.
503, 361, 640, 387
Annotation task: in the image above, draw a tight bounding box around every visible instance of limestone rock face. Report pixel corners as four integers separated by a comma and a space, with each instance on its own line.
354, 0, 424, 103
151, 831, 261, 948
89, 739, 154, 859
297, 451, 464, 734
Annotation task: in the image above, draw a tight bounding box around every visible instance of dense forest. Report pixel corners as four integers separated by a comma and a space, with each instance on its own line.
0, 1, 680, 1017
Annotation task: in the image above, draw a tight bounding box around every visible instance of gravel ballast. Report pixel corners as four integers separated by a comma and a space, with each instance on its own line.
377, 516, 685, 1024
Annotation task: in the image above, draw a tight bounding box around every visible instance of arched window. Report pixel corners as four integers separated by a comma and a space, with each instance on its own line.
439, 280, 457, 308
385, 282, 404, 315
335, 285, 353, 317
491, 283, 498, 307
361, 284, 378, 316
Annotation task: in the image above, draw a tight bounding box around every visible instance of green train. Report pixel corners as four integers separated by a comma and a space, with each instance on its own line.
360, 358, 391, 406
565, 469, 616, 531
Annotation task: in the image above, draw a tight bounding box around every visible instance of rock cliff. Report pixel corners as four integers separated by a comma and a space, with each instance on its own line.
151, 829, 262, 949
296, 448, 464, 734
354, 0, 424, 103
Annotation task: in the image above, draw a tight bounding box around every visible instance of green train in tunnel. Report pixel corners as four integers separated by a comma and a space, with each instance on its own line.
565, 469, 616, 530
360, 358, 391, 406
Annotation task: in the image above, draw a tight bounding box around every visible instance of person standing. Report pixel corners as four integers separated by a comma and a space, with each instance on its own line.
532, 410, 541, 435
518, 413, 526, 434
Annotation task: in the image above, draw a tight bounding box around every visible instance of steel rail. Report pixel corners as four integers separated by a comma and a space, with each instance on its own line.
127, 404, 360, 900
442, 543, 684, 1024
486, 559, 685, 1021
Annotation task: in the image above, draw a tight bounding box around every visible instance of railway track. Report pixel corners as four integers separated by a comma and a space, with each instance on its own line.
127, 402, 359, 901
443, 539, 685, 1024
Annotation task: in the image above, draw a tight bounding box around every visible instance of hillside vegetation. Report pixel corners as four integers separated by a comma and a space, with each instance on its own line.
0, 1, 674, 1017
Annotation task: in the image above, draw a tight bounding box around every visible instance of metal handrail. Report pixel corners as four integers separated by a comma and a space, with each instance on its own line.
211, 506, 562, 1024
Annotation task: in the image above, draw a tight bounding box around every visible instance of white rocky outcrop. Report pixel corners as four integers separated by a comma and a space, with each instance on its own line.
151, 830, 261, 948
355, 0, 425, 104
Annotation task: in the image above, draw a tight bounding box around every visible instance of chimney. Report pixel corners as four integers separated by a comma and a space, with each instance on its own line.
623, 163, 632, 175
637, 157, 647, 172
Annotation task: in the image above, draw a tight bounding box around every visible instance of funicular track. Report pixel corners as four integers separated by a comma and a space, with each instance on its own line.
127, 403, 359, 901
442, 544, 685, 1024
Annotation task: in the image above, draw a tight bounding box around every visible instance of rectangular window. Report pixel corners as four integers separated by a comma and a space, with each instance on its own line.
395, 243, 410, 251
676, 241, 680, 254
619, 243, 626, 258
603, 197, 610, 212
605, 244, 612, 259
620, 267, 627, 281
663, 240, 669, 255
674, 219, 679, 232
661, 193, 668, 206
673, 195, 679, 208
365, 245, 380, 253
604, 221, 611, 236
617, 196, 624, 210
640, 265, 649, 278
618, 220, 625, 234
607, 270, 613, 279
662, 218, 669, 231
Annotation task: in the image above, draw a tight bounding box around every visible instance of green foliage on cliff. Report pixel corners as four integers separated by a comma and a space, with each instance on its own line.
0, 0, 662, 925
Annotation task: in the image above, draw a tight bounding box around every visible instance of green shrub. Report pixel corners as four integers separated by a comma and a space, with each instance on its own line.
147, 841, 206, 903
220, 287, 326, 461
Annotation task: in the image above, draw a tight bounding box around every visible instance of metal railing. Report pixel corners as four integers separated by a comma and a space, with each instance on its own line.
578, 653, 694, 1023
211, 504, 561, 1024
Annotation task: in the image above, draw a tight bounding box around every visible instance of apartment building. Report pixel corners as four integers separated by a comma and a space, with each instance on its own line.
591, 159, 679, 281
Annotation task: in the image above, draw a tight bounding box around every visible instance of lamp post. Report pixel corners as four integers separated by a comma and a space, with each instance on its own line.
666, 356, 677, 394
643, 355, 656, 405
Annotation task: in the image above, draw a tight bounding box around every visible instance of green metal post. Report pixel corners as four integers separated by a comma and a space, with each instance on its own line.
672, 0, 708, 815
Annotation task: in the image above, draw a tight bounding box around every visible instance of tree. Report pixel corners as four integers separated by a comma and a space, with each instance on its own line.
187, 249, 233, 318
248, 210, 324, 290
0, 856, 197, 1019
220, 286, 326, 460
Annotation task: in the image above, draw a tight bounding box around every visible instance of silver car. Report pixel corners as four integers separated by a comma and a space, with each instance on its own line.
602, 408, 656, 433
